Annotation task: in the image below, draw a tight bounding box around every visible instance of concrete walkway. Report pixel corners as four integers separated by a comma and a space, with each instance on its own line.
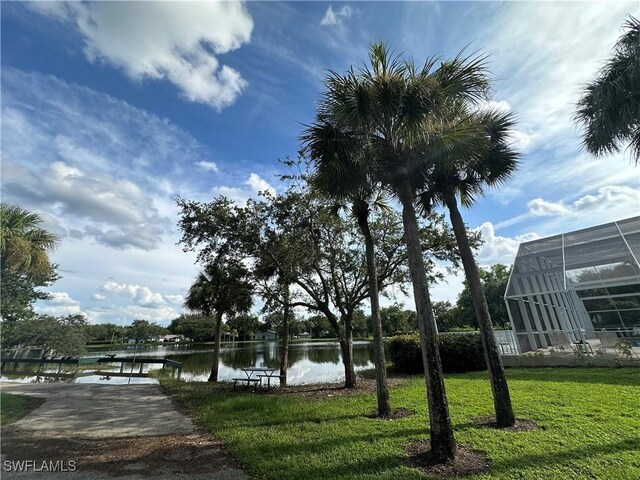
1, 382, 245, 480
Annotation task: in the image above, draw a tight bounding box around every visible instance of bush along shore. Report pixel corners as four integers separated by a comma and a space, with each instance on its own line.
388, 332, 486, 374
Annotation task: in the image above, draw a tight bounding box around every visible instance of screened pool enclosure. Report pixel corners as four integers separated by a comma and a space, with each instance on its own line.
504, 217, 640, 354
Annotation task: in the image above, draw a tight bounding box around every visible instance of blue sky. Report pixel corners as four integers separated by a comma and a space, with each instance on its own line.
2, 1, 638, 325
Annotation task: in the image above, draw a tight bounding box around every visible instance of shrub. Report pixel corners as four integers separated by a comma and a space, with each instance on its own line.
387, 333, 486, 374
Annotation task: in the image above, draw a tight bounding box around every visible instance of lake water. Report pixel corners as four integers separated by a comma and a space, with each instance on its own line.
2, 340, 375, 385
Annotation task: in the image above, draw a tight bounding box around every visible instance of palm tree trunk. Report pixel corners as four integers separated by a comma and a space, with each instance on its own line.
397, 178, 456, 461
356, 212, 391, 416
443, 190, 515, 428
280, 284, 290, 386
208, 311, 223, 382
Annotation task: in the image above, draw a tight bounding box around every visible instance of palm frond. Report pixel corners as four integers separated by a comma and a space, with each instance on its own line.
575, 15, 640, 163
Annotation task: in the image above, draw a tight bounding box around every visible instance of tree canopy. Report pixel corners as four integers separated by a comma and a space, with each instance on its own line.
575, 16, 640, 162
1, 204, 60, 322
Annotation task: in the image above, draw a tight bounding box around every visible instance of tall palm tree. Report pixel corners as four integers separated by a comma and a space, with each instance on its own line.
315, 43, 491, 461
575, 16, 640, 163
418, 105, 519, 427
184, 259, 253, 382
302, 119, 392, 416
0, 203, 58, 281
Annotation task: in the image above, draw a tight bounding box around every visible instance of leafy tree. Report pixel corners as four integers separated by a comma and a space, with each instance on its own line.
226, 314, 260, 341
575, 16, 640, 163
0, 267, 57, 323
184, 260, 253, 381
168, 314, 214, 342
376, 304, 416, 336
126, 319, 167, 341
86, 323, 126, 342
417, 101, 518, 427
3, 314, 88, 357
177, 176, 470, 391
305, 314, 332, 338
263, 312, 292, 335
432, 301, 462, 332
311, 43, 491, 460
177, 193, 305, 385
351, 309, 370, 338
1, 204, 60, 322
453, 264, 512, 329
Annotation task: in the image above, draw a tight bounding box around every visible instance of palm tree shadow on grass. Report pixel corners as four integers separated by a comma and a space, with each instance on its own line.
503, 369, 640, 387
493, 438, 639, 472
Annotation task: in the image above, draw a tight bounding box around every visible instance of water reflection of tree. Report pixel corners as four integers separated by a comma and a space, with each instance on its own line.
352, 344, 374, 366
306, 345, 340, 365
167, 341, 374, 378
219, 345, 258, 369
167, 351, 215, 375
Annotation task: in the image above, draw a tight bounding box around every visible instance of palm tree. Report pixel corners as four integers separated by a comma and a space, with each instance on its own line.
315, 43, 491, 461
0, 203, 59, 281
302, 119, 392, 417
418, 104, 519, 427
184, 259, 253, 382
575, 16, 640, 163
253, 241, 294, 386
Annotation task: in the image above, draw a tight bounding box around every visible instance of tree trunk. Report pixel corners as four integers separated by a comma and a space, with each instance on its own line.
340, 335, 356, 388
208, 311, 223, 382
280, 284, 290, 386
397, 178, 456, 462
443, 191, 515, 428
356, 211, 391, 416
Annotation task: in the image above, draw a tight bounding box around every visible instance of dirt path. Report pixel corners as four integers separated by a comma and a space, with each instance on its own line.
0, 382, 245, 480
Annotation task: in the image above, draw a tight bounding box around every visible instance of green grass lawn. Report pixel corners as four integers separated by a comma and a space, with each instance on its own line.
0, 393, 44, 425
161, 368, 640, 479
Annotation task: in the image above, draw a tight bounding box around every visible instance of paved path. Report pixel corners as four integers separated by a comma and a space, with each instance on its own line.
1, 382, 245, 480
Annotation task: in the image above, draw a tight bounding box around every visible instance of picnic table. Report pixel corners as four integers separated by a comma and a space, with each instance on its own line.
233, 367, 279, 390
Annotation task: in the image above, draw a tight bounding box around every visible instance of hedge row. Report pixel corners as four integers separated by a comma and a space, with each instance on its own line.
387, 332, 486, 374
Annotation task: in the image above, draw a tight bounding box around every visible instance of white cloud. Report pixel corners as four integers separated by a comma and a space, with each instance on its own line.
510, 129, 536, 153
211, 173, 276, 205
164, 294, 185, 306
498, 185, 640, 234
320, 5, 353, 26
196, 161, 220, 173
91, 293, 107, 301
530, 186, 640, 231
120, 305, 180, 323
476, 100, 535, 152
475, 222, 541, 266
493, 148, 639, 206
48, 292, 80, 306
101, 282, 168, 308
478, 100, 511, 113
35, 291, 83, 316
572, 186, 640, 214
527, 198, 572, 217
0, 68, 231, 250
29, 1, 253, 110
478, 4, 634, 151
2, 159, 170, 250
85, 304, 180, 325
246, 173, 276, 195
